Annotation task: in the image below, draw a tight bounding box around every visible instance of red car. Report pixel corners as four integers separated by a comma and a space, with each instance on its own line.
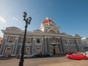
66, 53, 87, 60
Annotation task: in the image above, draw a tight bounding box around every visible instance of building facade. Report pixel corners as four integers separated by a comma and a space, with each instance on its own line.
81, 37, 88, 51
0, 37, 2, 49
0, 18, 84, 57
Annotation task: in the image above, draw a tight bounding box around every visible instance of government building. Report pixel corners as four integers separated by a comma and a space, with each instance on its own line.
0, 18, 84, 57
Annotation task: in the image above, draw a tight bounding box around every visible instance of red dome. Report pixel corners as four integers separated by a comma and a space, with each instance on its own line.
43, 19, 49, 24
42, 17, 54, 25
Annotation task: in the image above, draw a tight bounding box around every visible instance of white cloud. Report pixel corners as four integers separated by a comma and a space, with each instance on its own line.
13, 17, 17, 21
0, 16, 6, 23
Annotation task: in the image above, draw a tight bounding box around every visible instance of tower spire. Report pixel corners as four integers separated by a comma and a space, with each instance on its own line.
46, 17, 49, 20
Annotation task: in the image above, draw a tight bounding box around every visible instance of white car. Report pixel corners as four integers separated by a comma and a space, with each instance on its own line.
49, 53, 53, 56
85, 51, 88, 57
16, 54, 33, 58
80, 52, 88, 58
24, 54, 33, 58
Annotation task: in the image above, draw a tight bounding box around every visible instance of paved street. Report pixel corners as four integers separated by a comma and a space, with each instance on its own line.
0, 56, 88, 66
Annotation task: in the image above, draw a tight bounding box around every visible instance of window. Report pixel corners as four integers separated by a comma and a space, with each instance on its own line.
37, 38, 40, 43
9, 36, 14, 43
50, 38, 52, 42
27, 38, 31, 43
49, 30, 56, 33
65, 40, 67, 44
78, 40, 81, 44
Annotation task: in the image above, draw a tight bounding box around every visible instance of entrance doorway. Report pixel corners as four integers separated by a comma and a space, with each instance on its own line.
53, 48, 55, 54
52, 45, 56, 55
36, 48, 40, 54
51, 44, 60, 55
5, 48, 11, 57
26, 48, 30, 54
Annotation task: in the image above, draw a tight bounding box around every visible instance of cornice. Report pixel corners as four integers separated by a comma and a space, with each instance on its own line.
1, 29, 81, 39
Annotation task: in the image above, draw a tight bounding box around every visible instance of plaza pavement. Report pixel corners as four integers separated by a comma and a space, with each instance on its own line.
0, 56, 88, 66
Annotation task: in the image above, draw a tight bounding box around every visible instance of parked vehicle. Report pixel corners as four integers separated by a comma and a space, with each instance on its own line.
33, 53, 53, 58
16, 53, 53, 58
33, 54, 41, 57
16, 54, 21, 59
42, 53, 51, 57
16, 54, 33, 58
80, 52, 88, 59
66, 53, 87, 60
24, 54, 33, 58
85, 51, 88, 55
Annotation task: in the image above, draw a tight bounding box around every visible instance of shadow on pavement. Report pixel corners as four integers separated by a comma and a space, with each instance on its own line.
0, 57, 15, 60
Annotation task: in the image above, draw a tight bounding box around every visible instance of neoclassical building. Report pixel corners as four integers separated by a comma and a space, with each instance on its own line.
81, 37, 88, 51
0, 18, 84, 57
0, 37, 2, 49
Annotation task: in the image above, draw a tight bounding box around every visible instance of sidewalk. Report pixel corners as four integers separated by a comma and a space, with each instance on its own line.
39, 60, 88, 66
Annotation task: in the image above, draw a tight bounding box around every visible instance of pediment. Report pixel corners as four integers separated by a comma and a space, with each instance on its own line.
6, 27, 21, 31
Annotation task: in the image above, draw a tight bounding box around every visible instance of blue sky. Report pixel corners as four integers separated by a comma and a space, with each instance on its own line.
0, 0, 88, 37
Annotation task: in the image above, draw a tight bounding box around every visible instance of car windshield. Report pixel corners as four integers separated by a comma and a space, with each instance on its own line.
72, 53, 80, 56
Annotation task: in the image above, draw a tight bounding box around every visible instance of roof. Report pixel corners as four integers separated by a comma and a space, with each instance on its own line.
42, 17, 55, 25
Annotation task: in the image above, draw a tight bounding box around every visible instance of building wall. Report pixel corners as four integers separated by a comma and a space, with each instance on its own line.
0, 25, 84, 57
81, 37, 88, 51
0, 33, 84, 57
0, 37, 2, 45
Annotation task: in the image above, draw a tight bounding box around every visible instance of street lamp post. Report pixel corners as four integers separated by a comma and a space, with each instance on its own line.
19, 12, 32, 66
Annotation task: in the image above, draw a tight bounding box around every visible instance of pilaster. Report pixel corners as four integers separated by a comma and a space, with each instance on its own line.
44, 36, 47, 53
47, 37, 50, 53
32, 37, 36, 55
0, 36, 8, 55
41, 38, 44, 54
14, 36, 19, 55
59, 37, 64, 54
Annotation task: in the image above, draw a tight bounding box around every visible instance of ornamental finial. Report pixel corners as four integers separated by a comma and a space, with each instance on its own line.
46, 17, 49, 20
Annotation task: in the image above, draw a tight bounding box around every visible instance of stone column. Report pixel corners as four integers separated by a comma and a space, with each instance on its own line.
13, 37, 19, 55
31, 37, 33, 54
41, 38, 44, 54
32, 37, 36, 55
0, 36, 8, 55
44, 37, 48, 53
43, 38, 45, 54
59, 37, 64, 54
75, 39, 79, 51
46, 38, 48, 53
47, 38, 50, 53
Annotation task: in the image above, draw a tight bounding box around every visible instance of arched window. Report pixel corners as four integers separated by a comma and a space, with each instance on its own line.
27, 38, 31, 43
48, 30, 56, 33
37, 38, 40, 43
9, 36, 14, 43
